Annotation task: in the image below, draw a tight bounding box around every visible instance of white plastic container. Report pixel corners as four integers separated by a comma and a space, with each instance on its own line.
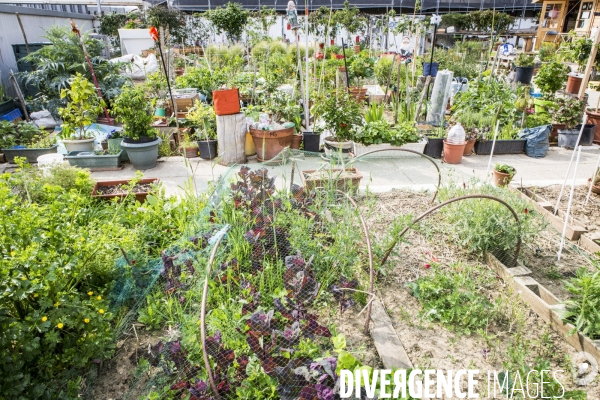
37, 153, 64, 175
447, 123, 466, 144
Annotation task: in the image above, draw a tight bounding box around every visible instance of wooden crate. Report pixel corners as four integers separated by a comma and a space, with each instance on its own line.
301, 168, 363, 193
170, 93, 199, 112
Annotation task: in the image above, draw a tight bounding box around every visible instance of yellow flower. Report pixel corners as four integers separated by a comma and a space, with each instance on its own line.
99, 309, 104, 314
96, 296, 102, 300
84, 318, 90, 323
57, 323, 64, 329
42, 316, 47, 322
54, 302, 59, 307
33, 293, 38, 298
10, 251, 15, 257
88, 291, 93, 296
21, 277, 26, 281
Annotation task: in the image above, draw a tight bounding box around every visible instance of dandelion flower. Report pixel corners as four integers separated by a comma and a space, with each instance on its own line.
80, 237, 85, 241
84, 318, 90, 323
99, 309, 104, 314
57, 323, 64, 329
42, 316, 47, 322
54, 302, 59, 307
88, 291, 93, 296
10, 251, 15, 257
96, 296, 102, 300
21, 277, 26, 281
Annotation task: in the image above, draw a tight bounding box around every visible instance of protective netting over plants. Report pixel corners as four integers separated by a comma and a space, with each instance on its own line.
86, 151, 598, 399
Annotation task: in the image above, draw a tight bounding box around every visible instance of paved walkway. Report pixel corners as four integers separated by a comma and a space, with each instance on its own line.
82, 144, 600, 196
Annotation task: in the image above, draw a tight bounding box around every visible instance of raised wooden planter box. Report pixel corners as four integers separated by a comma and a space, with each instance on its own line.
486, 253, 600, 362
511, 187, 588, 241
301, 168, 363, 193
91, 178, 159, 203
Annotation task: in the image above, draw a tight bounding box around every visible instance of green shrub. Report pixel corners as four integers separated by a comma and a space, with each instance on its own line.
0, 163, 204, 399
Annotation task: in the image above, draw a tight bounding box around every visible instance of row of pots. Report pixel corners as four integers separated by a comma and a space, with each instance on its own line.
516, 66, 582, 95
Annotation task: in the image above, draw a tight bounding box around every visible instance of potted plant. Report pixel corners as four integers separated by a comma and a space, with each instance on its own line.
551, 97, 591, 148
423, 126, 445, 159
514, 53, 535, 85
564, 35, 599, 94
105, 129, 128, 161
456, 113, 492, 156
58, 73, 105, 153
311, 91, 363, 159
493, 163, 516, 187
347, 53, 374, 100
291, 113, 303, 150
586, 81, 600, 144
187, 100, 218, 159
533, 61, 568, 113
301, 165, 363, 194
92, 177, 160, 203
65, 147, 123, 170
111, 85, 161, 170
179, 134, 198, 158
0, 121, 59, 163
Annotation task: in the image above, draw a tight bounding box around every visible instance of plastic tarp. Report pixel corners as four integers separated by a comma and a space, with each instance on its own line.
519, 124, 550, 159
110, 54, 158, 79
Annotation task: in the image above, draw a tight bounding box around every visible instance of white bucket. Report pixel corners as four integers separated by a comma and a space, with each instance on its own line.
37, 153, 64, 175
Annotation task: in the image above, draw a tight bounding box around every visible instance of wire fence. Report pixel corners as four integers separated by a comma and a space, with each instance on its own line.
82, 150, 598, 399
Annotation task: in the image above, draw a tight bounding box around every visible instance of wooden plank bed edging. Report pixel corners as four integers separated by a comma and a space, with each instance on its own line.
509, 186, 587, 241
486, 253, 600, 362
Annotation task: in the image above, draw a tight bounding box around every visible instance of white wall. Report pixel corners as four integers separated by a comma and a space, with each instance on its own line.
0, 6, 93, 97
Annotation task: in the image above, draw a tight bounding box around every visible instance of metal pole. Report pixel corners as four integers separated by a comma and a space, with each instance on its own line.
305, 1, 310, 131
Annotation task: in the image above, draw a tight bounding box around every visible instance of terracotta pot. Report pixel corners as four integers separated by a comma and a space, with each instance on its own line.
291, 134, 302, 149
463, 138, 476, 155
493, 168, 516, 187
175, 68, 185, 76
442, 140, 466, 164
181, 146, 198, 158
585, 110, 600, 144
566, 75, 583, 94
348, 87, 367, 101
249, 127, 294, 161
354, 45, 361, 53
212, 88, 240, 116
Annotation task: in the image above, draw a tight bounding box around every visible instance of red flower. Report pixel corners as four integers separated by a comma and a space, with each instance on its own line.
287, 23, 291, 30
315, 52, 324, 60
149, 26, 159, 41
524, 208, 529, 214
424, 263, 431, 269
355, 35, 360, 44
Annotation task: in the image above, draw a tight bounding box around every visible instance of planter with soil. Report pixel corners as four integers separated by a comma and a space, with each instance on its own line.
463, 138, 476, 155
2, 144, 59, 164
585, 109, 600, 144
181, 146, 198, 158
474, 139, 526, 155
323, 136, 353, 160
120, 137, 162, 170
493, 167, 516, 187
301, 167, 363, 193
558, 125, 595, 148
353, 138, 428, 157
91, 178, 160, 203
197, 139, 218, 159
303, 132, 321, 153
249, 127, 294, 162
442, 140, 466, 164
515, 66, 534, 84
550, 123, 566, 142
566, 74, 583, 94
290, 134, 302, 149
423, 136, 444, 158
65, 150, 122, 170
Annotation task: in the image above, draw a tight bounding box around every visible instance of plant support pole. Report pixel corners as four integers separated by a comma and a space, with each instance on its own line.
485, 120, 501, 179
558, 146, 582, 260
554, 114, 588, 214
70, 20, 111, 123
